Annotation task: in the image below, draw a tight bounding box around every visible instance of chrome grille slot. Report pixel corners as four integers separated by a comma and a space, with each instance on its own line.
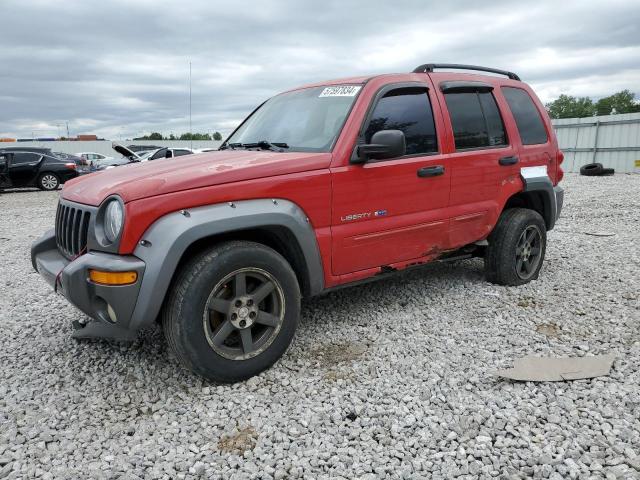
55, 202, 92, 258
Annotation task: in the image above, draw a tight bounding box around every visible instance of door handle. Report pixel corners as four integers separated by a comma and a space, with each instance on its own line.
499, 156, 519, 166
417, 165, 445, 178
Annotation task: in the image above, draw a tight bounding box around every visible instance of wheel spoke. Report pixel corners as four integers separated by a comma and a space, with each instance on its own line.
251, 281, 275, 303
209, 298, 231, 313
523, 258, 533, 274
516, 256, 524, 273
234, 273, 246, 296
256, 311, 279, 327
210, 320, 234, 346
530, 246, 541, 256
240, 328, 253, 353
526, 228, 537, 244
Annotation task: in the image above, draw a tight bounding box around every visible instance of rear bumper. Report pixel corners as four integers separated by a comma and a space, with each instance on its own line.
31, 229, 145, 337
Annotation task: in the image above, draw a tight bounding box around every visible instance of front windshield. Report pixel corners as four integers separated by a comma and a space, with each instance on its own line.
225, 85, 362, 153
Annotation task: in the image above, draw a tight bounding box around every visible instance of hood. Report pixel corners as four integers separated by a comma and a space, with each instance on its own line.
112, 142, 139, 159
62, 149, 332, 205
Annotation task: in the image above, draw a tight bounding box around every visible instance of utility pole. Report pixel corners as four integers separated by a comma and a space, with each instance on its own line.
66, 122, 70, 139
189, 61, 193, 151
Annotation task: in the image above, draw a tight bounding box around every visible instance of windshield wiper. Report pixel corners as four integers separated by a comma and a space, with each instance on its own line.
222, 141, 289, 152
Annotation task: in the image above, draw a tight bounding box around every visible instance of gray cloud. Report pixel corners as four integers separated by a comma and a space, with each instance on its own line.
1, 0, 639, 139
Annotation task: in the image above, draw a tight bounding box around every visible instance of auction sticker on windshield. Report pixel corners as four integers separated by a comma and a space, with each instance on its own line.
319, 86, 361, 97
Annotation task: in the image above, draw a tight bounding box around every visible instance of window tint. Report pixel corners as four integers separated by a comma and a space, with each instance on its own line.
173, 149, 191, 157
502, 87, 548, 145
444, 92, 507, 150
150, 149, 167, 160
365, 87, 437, 156
11, 152, 41, 165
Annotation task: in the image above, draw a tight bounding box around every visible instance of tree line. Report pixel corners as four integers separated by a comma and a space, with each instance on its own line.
134, 132, 223, 141
546, 89, 640, 119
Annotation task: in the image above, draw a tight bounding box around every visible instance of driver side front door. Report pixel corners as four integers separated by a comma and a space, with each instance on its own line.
330, 83, 451, 276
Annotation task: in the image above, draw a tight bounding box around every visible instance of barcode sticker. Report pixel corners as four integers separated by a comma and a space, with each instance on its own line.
319, 86, 361, 97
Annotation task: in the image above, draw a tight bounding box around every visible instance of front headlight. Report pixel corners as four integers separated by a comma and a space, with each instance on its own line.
104, 200, 124, 243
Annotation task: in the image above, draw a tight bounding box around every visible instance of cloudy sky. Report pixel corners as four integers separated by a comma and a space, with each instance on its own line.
1, 0, 639, 140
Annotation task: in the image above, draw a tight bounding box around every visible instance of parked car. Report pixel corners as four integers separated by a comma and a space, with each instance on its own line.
32, 63, 564, 382
89, 144, 144, 171
138, 147, 194, 161
53, 152, 90, 174
0, 150, 78, 190
76, 152, 115, 167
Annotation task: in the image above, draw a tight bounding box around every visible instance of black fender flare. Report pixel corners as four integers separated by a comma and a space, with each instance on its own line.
128, 198, 324, 331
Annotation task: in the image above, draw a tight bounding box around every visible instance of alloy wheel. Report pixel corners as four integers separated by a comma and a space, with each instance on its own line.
203, 267, 285, 360
515, 225, 542, 280
41, 174, 58, 190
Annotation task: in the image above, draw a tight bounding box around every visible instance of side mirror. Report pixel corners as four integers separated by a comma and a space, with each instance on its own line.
165, 150, 172, 158
352, 130, 406, 164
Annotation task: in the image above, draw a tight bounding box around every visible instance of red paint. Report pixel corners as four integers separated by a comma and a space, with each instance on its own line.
61, 70, 562, 292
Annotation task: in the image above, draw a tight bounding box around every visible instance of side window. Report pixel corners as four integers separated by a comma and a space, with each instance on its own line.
365, 87, 437, 156
11, 152, 41, 165
444, 92, 507, 150
501, 87, 548, 145
150, 149, 167, 160
173, 149, 191, 157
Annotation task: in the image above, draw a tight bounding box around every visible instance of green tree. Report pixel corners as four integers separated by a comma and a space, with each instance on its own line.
148, 132, 164, 140
595, 90, 640, 116
546, 95, 595, 119
212, 131, 222, 141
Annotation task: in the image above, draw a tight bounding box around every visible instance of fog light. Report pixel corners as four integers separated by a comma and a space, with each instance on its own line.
89, 270, 137, 285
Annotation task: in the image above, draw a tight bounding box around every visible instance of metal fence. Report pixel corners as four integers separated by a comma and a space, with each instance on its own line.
552, 112, 640, 173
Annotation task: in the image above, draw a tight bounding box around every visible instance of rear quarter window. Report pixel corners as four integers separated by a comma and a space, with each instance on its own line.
501, 87, 548, 145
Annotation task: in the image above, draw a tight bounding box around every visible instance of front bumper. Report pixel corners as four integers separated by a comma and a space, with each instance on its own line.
31, 229, 146, 338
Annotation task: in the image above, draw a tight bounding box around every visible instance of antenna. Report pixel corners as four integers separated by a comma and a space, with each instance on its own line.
189, 61, 193, 151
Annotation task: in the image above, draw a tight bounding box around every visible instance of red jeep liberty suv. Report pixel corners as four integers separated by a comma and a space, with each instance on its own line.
32, 64, 564, 382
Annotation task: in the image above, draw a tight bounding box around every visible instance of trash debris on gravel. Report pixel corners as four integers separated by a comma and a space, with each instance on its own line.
496, 354, 616, 382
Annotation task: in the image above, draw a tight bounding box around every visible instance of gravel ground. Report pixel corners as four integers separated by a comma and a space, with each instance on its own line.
1, 173, 639, 480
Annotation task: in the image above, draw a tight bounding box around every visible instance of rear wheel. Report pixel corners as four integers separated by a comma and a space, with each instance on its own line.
38, 173, 59, 190
484, 208, 547, 286
162, 241, 300, 382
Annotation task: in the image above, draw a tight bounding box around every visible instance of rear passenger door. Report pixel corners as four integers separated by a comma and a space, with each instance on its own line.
331, 83, 450, 275
436, 82, 517, 248
8, 152, 42, 186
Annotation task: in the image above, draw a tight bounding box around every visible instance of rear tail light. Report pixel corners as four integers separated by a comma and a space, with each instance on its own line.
556, 150, 564, 183
64, 162, 76, 170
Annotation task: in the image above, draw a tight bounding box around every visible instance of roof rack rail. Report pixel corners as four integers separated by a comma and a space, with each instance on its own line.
412, 63, 520, 81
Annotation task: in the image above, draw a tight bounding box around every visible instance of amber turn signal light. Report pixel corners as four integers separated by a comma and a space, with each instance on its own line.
89, 270, 137, 285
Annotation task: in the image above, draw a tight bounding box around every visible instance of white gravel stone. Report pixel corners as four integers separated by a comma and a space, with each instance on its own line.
0, 173, 639, 478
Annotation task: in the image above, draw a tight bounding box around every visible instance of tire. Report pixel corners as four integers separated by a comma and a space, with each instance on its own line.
37, 173, 60, 190
580, 163, 603, 176
601, 168, 615, 176
484, 208, 547, 286
162, 241, 300, 383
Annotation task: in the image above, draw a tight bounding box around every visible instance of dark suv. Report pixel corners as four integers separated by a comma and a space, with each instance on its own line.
0, 150, 78, 190
32, 63, 564, 382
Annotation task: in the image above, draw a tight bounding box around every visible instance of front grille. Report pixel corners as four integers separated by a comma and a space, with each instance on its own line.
55, 202, 91, 258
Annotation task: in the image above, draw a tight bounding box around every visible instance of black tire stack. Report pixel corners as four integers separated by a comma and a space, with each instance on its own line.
580, 163, 615, 176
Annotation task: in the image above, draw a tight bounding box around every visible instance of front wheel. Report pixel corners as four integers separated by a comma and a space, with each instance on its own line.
38, 173, 60, 191
162, 241, 300, 382
484, 208, 547, 286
